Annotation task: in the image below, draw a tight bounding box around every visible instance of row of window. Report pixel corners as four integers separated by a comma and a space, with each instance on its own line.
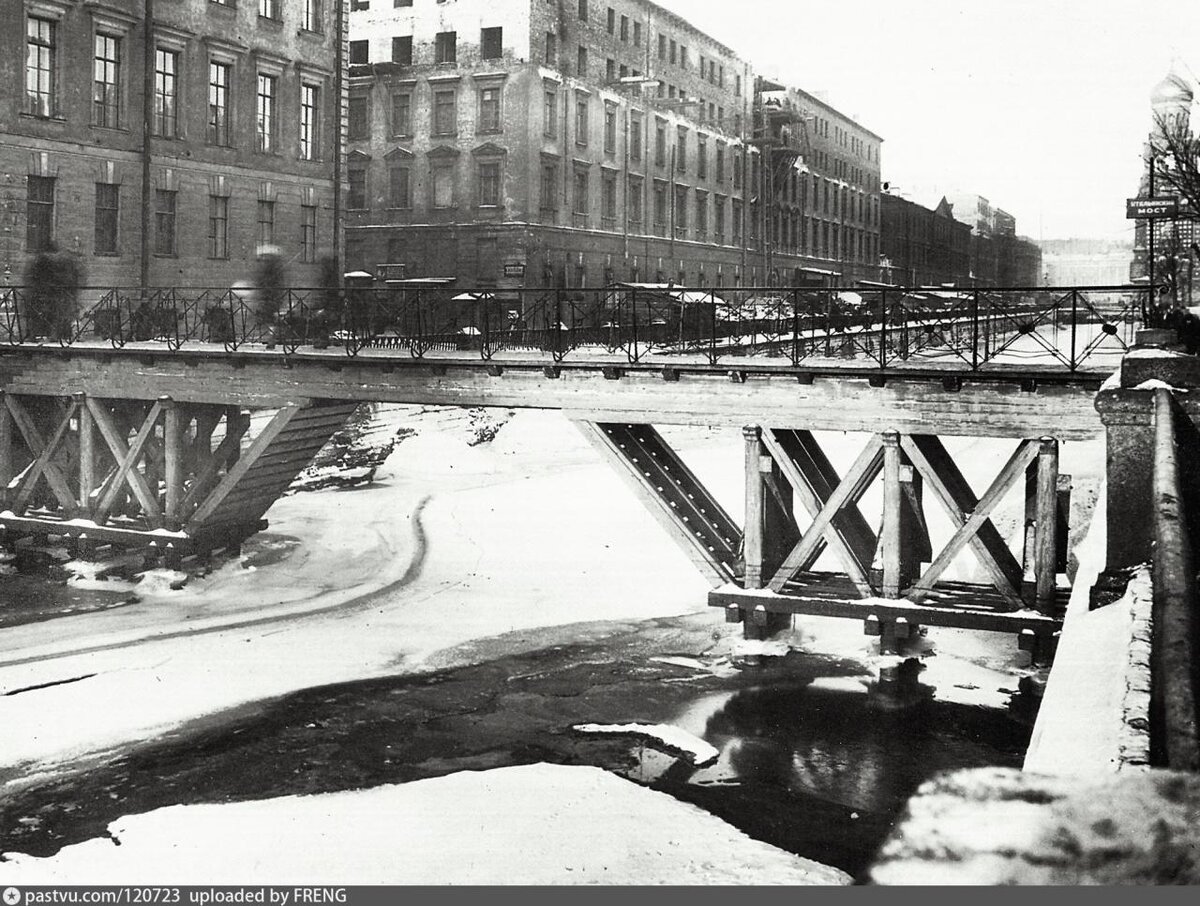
212, 0, 326, 32
24, 175, 319, 262
349, 27, 503, 66
25, 16, 326, 160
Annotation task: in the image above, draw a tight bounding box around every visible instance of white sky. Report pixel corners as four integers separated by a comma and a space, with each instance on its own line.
656, 0, 1200, 241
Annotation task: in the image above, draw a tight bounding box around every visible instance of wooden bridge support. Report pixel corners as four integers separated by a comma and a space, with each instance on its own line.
0, 391, 358, 557
580, 420, 1068, 648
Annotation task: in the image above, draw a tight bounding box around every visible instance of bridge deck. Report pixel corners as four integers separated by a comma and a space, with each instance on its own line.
0, 341, 1108, 438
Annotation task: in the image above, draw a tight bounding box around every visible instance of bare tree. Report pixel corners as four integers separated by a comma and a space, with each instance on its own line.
1151, 112, 1200, 219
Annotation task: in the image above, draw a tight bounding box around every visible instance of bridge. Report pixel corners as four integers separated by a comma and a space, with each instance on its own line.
0, 283, 1144, 658
5, 279, 1200, 879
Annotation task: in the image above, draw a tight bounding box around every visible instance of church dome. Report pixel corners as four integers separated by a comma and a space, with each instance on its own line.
1152, 70, 1194, 105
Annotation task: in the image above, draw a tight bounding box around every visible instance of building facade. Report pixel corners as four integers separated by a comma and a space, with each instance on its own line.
880, 193, 970, 286
2, 0, 341, 288
1041, 239, 1134, 286
344, 0, 883, 289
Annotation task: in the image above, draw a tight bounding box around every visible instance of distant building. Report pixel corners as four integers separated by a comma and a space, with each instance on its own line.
343, 0, 883, 288
880, 194, 970, 286
1, 0, 341, 288
1041, 239, 1134, 286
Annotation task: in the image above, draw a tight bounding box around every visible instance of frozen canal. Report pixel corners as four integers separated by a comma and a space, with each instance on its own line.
0, 398, 1106, 884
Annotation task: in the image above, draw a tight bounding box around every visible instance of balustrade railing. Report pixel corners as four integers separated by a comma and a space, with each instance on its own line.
0, 284, 1151, 373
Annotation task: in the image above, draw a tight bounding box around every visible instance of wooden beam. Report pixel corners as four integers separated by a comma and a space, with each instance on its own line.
89, 398, 165, 528
1034, 437, 1060, 614
5, 395, 80, 516
78, 394, 95, 508
164, 398, 184, 528
900, 434, 1026, 607
574, 420, 738, 588
743, 426, 766, 589
188, 402, 306, 530
768, 436, 885, 592
760, 429, 874, 597
905, 438, 1039, 608
0, 392, 12, 505
881, 432, 903, 598
180, 412, 251, 514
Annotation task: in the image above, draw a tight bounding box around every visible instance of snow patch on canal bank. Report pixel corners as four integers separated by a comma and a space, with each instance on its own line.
0, 763, 850, 885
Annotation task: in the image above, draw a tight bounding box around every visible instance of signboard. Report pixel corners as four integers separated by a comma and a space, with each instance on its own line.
1127, 197, 1180, 219
503, 263, 527, 279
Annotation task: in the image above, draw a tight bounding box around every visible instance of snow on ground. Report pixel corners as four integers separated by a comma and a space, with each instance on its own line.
0, 763, 850, 885
573, 723, 720, 766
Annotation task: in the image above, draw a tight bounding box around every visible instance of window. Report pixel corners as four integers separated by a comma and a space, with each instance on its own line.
695, 190, 707, 236
300, 83, 320, 159
347, 167, 367, 209
208, 61, 231, 145
628, 177, 643, 223
654, 120, 666, 167
606, 59, 615, 83
478, 86, 501, 133
301, 204, 317, 262
478, 161, 501, 207
543, 90, 557, 138
433, 90, 456, 135
95, 184, 119, 255
154, 189, 176, 256
432, 166, 454, 208
540, 162, 558, 210
256, 73, 277, 152
604, 106, 616, 154
545, 32, 556, 66
257, 200, 275, 248
633, 21, 641, 46
389, 165, 410, 208
480, 27, 502, 60
716, 144, 725, 182
714, 195, 725, 241
93, 34, 121, 128
606, 7, 615, 32
348, 95, 369, 140
620, 15, 628, 41
349, 40, 368, 64
153, 49, 178, 138
435, 31, 456, 64
732, 199, 742, 244
303, 0, 323, 32
391, 91, 411, 137
259, 0, 279, 19
680, 46, 688, 69
350, 1, 369, 10
392, 36, 413, 64
576, 46, 587, 78
669, 40, 676, 65
208, 195, 228, 258
653, 180, 667, 228
574, 97, 588, 145
674, 185, 687, 232
578, 0, 588, 21
602, 171, 617, 221
676, 127, 687, 171
26, 176, 54, 252
697, 136, 707, 179
26, 16, 56, 117
629, 112, 642, 161
733, 150, 742, 189
573, 168, 589, 214
658, 34, 666, 61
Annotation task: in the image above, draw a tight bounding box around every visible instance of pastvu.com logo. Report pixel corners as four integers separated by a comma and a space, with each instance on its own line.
2, 887, 21, 906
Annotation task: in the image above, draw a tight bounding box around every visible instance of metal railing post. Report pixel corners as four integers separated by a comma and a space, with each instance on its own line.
878, 289, 888, 368
971, 289, 980, 370
1070, 289, 1079, 371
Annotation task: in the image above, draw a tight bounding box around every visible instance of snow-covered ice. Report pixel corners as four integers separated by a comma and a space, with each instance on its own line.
0, 764, 850, 885
573, 723, 721, 766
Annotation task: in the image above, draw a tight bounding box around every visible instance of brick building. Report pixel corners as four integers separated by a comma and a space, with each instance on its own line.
343, 0, 883, 289
880, 193, 970, 286
2, 0, 341, 288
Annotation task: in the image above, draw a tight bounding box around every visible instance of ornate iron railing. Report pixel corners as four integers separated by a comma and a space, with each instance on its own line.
0, 284, 1152, 372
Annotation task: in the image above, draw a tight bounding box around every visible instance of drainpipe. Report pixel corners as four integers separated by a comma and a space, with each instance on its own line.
333, 0, 346, 281
140, 0, 154, 287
